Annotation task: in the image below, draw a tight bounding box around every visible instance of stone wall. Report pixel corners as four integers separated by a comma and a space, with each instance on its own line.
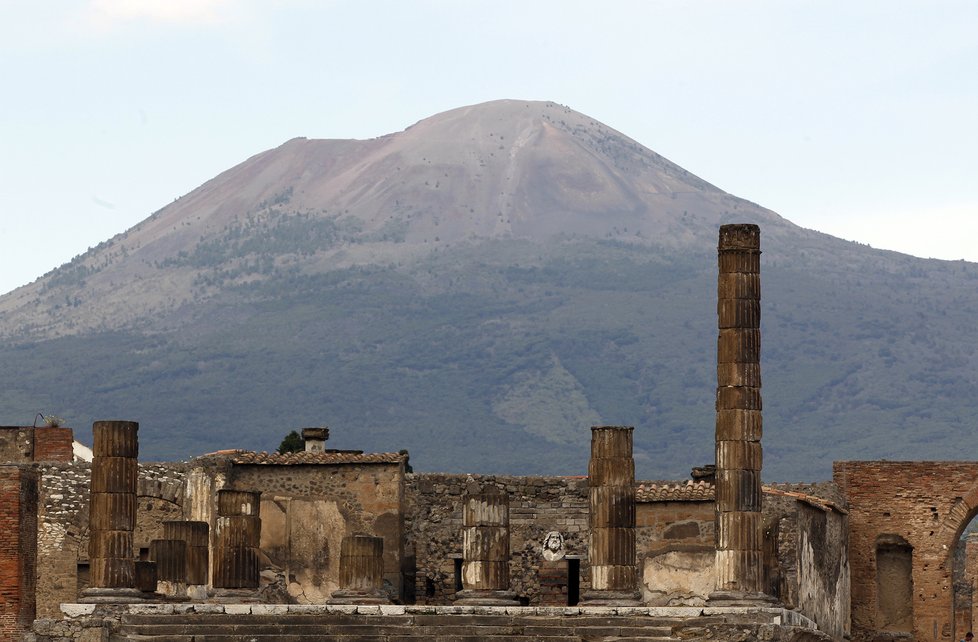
405, 474, 591, 605
636, 499, 714, 606
835, 460, 978, 642
403, 474, 843, 611
227, 461, 405, 604
33, 460, 188, 617
0, 465, 38, 640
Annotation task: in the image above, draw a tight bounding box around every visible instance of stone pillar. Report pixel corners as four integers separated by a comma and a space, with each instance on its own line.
712, 224, 771, 603
212, 490, 261, 599
82, 420, 144, 602
455, 491, 519, 605
134, 560, 158, 593
583, 426, 640, 605
150, 539, 188, 598
164, 520, 209, 599
328, 535, 390, 604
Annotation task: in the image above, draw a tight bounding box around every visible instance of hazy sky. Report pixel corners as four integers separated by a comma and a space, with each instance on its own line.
2, 1, 976, 295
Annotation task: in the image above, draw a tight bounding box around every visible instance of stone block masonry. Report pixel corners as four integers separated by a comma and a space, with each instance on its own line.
0, 465, 39, 640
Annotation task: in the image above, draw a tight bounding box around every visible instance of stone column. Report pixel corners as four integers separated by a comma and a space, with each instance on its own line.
712, 224, 771, 603
212, 490, 261, 599
82, 420, 144, 601
455, 491, 519, 605
150, 539, 188, 598
164, 520, 209, 599
583, 426, 640, 605
328, 535, 390, 604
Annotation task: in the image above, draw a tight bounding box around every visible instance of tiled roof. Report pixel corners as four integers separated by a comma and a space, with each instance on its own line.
226, 450, 406, 465
635, 480, 847, 514
636, 480, 714, 502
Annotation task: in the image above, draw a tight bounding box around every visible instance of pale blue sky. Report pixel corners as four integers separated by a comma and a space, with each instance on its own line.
2, 0, 976, 295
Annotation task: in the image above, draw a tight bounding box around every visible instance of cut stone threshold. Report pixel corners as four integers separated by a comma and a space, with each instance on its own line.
58, 601, 818, 627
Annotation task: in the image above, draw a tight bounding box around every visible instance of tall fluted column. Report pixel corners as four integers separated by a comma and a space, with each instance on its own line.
82, 420, 144, 601
212, 490, 261, 597
328, 535, 390, 604
582, 426, 640, 605
455, 491, 519, 605
712, 224, 771, 603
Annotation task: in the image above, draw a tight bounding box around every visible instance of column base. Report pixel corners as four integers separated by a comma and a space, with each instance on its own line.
78, 587, 157, 603
454, 589, 521, 606
579, 590, 643, 606
327, 589, 391, 605
707, 590, 778, 606
207, 588, 261, 603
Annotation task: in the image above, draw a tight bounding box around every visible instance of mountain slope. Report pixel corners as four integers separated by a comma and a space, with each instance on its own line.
2, 100, 977, 481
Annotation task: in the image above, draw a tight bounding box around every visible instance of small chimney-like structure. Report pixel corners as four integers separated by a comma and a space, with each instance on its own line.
711, 224, 772, 604
302, 427, 329, 453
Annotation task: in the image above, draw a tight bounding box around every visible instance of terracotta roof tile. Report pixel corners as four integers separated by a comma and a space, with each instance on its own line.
227, 450, 405, 465
636, 480, 714, 502
635, 481, 846, 514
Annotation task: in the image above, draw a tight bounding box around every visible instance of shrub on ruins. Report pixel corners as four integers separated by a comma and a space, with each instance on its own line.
277, 430, 303, 454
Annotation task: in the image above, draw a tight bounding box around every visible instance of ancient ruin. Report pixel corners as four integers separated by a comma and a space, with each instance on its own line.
713, 223, 768, 603
0, 224, 975, 640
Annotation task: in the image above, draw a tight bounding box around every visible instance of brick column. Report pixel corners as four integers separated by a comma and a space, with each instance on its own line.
329, 535, 390, 604
582, 426, 640, 605
711, 224, 772, 603
0, 465, 38, 640
212, 490, 261, 598
82, 420, 145, 601
455, 491, 519, 605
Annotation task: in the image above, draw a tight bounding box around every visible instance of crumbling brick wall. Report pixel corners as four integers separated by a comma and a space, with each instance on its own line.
0, 465, 38, 640
0, 425, 73, 463
835, 460, 978, 642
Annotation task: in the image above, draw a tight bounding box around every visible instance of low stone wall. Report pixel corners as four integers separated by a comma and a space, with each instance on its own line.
29, 602, 828, 642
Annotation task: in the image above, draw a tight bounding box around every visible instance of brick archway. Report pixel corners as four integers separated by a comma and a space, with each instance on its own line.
835, 461, 978, 642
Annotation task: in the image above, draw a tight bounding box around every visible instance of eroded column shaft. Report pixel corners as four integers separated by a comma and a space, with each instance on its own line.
163, 520, 209, 585
213, 489, 261, 589
339, 535, 385, 592
587, 426, 638, 598
715, 224, 764, 594
461, 493, 510, 591
88, 421, 138, 589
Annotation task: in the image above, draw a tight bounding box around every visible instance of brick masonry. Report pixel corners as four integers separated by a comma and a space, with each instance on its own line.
0, 465, 39, 640
835, 460, 978, 642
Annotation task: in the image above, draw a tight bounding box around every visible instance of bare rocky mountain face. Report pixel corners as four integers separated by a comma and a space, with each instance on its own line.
0, 100, 796, 339
2, 100, 977, 480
